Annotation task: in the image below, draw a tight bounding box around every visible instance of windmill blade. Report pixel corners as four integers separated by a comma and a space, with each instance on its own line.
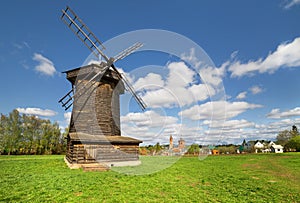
60, 6, 146, 111
61, 6, 109, 62
121, 73, 147, 111
58, 88, 74, 110
113, 42, 143, 62
102, 42, 142, 79
104, 42, 143, 79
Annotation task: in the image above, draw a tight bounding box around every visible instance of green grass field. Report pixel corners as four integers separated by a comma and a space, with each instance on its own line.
0, 153, 299, 202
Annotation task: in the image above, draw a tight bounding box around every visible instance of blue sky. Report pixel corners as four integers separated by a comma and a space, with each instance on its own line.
1, 0, 300, 145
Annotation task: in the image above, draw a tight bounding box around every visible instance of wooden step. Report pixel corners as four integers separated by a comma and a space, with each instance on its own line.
81, 163, 110, 172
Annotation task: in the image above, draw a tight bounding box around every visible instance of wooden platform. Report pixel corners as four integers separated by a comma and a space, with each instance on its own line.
64, 156, 110, 171
65, 132, 141, 163
64, 156, 140, 171
81, 163, 110, 172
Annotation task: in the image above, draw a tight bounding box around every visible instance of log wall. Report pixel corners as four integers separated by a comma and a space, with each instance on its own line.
66, 141, 139, 164
71, 80, 122, 136
64, 64, 141, 165
67, 64, 124, 137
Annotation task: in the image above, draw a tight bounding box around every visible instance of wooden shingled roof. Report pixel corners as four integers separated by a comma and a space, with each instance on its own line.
62, 63, 120, 84
68, 132, 142, 144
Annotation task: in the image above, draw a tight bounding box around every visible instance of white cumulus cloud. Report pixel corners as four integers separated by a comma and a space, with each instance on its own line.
180, 48, 203, 69
121, 110, 180, 144
17, 107, 57, 117
199, 64, 226, 87
204, 119, 255, 130
236, 91, 247, 99
249, 85, 263, 95
181, 48, 226, 87
283, 0, 300, 9
64, 112, 72, 124
266, 107, 300, 119
227, 37, 300, 77
33, 53, 56, 76
133, 73, 165, 90
135, 62, 215, 108
121, 110, 178, 128
179, 101, 263, 121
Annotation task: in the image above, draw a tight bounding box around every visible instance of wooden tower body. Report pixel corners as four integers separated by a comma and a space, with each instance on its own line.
64, 63, 142, 166
58, 6, 145, 168
66, 63, 122, 136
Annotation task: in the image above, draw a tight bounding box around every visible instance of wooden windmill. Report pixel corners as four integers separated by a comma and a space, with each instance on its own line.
58, 6, 145, 167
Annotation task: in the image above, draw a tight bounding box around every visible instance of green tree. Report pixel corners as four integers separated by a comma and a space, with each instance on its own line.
277, 126, 300, 146
0, 114, 7, 154
31, 116, 43, 154
276, 130, 293, 146
188, 144, 200, 155
6, 110, 22, 155
285, 136, 300, 151
0, 109, 65, 155
291, 125, 300, 137
154, 142, 162, 154
21, 114, 36, 154
146, 145, 155, 155
63, 126, 69, 138
40, 120, 52, 154
217, 145, 236, 154
49, 122, 64, 154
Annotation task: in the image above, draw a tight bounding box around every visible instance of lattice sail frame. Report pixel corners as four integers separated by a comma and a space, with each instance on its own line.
59, 6, 146, 111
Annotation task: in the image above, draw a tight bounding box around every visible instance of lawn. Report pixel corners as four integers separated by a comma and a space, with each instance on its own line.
0, 153, 299, 202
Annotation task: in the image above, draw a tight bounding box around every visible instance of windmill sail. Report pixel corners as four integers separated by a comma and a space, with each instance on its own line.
61, 6, 108, 61
121, 74, 147, 110
60, 6, 147, 111
113, 42, 143, 62
59, 88, 74, 110
111, 43, 147, 111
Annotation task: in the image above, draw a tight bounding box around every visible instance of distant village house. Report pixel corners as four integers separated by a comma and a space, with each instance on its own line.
242, 139, 283, 153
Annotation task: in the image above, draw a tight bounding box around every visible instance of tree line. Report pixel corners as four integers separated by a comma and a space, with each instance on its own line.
276, 125, 300, 151
0, 109, 66, 155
